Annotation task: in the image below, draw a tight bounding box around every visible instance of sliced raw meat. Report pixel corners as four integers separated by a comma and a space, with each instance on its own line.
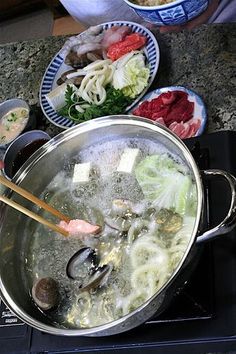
169, 121, 178, 131
174, 91, 188, 100
154, 117, 166, 126
160, 91, 177, 105
185, 118, 201, 138
134, 100, 150, 113
185, 124, 196, 138
169, 119, 202, 139
165, 96, 194, 125
151, 106, 170, 120
101, 26, 131, 49
133, 107, 152, 119
133, 90, 197, 137
191, 118, 201, 131
149, 95, 165, 110
169, 122, 186, 137
179, 122, 192, 139
59, 219, 101, 236
133, 101, 153, 118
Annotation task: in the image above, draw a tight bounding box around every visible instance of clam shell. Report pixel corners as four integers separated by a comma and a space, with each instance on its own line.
66, 247, 98, 282
32, 277, 59, 311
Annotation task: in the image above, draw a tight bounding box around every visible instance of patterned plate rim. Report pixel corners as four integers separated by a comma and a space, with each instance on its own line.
39, 21, 160, 130
129, 85, 207, 136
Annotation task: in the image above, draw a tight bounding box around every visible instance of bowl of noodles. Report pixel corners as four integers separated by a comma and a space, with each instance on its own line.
122, 0, 210, 26
0, 115, 236, 336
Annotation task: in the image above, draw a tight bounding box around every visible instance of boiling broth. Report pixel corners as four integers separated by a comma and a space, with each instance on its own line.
26, 137, 197, 328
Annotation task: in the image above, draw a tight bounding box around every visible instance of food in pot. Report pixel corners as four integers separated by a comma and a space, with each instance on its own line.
156, 208, 183, 233
32, 277, 59, 311
59, 219, 101, 236
0, 107, 29, 145
27, 137, 197, 328
131, 0, 175, 5
66, 247, 98, 282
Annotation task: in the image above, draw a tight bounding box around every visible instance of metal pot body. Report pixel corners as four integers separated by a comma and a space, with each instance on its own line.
0, 116, 236, 336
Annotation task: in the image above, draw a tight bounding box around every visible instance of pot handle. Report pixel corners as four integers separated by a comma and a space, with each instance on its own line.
197, 169, 236, 243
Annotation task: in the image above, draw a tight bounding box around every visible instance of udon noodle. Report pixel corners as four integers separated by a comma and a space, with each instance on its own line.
26, 137, 197, 328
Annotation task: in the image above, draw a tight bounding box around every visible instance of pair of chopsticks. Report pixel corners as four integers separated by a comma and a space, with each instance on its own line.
0, 175, 69, 237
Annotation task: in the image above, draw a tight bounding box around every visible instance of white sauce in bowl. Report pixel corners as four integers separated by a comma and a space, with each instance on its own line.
0, 107, 29, 145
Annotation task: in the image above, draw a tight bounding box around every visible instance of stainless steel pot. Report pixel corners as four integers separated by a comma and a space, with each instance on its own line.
0, 115, 236, 336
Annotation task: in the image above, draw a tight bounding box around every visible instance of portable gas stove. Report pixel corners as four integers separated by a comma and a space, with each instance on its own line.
1, 131, 236, 354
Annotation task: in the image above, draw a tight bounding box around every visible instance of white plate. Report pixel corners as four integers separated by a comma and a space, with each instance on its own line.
40, 21, 160, 129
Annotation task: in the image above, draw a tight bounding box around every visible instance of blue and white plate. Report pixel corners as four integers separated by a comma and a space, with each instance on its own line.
40, 21, 160, 129
130, 86, 207, 137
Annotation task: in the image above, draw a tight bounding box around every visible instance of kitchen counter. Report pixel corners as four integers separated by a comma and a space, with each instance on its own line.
0, 23, 235, 139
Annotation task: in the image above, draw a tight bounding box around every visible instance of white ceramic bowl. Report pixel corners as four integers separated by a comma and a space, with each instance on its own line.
123, 0, 209, 25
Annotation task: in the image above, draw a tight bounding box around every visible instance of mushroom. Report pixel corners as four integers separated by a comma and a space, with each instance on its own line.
65, 51, 90, 69
56, 70, 84, 87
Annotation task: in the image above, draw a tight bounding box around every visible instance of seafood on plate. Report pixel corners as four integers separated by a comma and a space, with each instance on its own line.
45, 24, 150, 124
60, 25, 134, 67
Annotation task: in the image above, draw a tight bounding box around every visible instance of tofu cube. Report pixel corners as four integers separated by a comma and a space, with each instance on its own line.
45, 83, 77, 111
72, 162, 91, 183
117, 148, 140, 174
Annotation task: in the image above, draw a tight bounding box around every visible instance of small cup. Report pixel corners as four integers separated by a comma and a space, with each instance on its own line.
2, 130, 51, 180
0, 98, 31, 148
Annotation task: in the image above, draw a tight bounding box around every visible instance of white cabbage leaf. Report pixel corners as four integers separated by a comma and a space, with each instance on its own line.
135, 154, 197, 216
112, 51, 150, 99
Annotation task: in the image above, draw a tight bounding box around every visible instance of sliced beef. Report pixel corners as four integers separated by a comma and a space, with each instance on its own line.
133, 90, 195, 135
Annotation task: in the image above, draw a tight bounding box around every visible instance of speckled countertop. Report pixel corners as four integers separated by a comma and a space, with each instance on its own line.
0, 23, 235, 140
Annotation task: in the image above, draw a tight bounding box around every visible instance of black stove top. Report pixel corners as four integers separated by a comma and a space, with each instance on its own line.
1, 131, 236, 354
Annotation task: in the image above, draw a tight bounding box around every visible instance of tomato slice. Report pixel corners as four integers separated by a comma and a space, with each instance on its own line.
107, 33, 147, 61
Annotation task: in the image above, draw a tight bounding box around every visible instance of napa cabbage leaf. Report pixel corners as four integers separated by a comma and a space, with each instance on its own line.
135, 154, 196, 216
112, 52, 150, 99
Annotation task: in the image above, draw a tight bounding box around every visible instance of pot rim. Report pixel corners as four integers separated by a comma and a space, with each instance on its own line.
0, 115, 204, 335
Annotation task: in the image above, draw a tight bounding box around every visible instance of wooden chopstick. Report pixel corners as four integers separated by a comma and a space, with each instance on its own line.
0, 195, 69, 237
0, 175, 70, 223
